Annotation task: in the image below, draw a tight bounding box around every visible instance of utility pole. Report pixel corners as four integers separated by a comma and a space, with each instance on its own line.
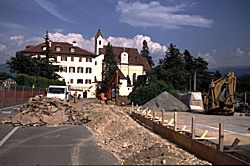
245, 92, 247, 103
189, 74, 191, 91
194, 70, 196, 91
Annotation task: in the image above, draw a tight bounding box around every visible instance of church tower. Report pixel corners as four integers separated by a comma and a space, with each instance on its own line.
95, 29, 104, 55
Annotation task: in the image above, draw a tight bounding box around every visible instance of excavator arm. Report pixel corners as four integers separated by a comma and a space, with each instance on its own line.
205, 72, 236, 115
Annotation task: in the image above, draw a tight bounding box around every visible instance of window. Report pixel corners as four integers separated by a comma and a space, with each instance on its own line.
121, 52, 128, 64
99, 40, 101, 45
71, 56, 74, 61
79, 57, 82, 62
60, 67, 67, 73
86, 58, 92, 62
77, 67, 83, 73
69, 67, 75, 73
70, 79, 73, 84
86, 67, 92, 73
61, 56, 67, 61
70, 47, 75, 52
56, 46, 61, 52
85, 79, 91, 84
95, 61, 97, 65
77, 79, 83, 84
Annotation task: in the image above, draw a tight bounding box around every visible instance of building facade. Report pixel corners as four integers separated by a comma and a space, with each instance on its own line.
22, 41, 101, 98
96, 29, 151, 96
21, 30, 150, 98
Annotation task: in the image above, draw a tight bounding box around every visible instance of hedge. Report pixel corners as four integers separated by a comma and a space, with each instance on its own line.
15, 74, 65, 88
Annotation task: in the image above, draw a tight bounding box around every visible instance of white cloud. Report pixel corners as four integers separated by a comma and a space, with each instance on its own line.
48, 32, 167, 63
106, 35, 167, 62
197, 52, 217, 67
0, 44, 7, 51
10, 35, 24, 41
34, 0, 73, 23
116, 1, 213, 29
49, 32, 95, 52
234, 47, 246, 56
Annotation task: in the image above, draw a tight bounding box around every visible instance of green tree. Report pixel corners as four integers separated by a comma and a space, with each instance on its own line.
0, 72, 13, 80
158, 43, 186, 90
7, 52, 37, 75
129, 80, 177, 105
140, 40, 154, 68
193, 57, 212, 92
102, 42, 117, 83
7, 31, 60, 79
213, 70, 222, 79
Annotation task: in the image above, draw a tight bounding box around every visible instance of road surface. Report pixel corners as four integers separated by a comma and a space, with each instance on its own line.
0, 108, 118, 165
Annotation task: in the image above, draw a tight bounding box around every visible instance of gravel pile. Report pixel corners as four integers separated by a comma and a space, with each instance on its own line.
142, 91, 189, 112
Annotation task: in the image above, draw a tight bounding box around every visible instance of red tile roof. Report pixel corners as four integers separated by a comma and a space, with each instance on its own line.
100, 46, 151, 71
21, 42, 96, 57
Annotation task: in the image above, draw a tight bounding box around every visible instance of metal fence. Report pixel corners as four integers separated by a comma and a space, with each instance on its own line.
0, 85, 46, 109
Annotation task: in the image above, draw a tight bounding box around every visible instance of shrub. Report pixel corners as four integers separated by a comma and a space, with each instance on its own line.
15, 74, 65, 88
128, 80, 177, 105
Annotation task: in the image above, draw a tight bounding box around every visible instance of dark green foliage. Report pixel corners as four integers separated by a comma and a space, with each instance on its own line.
7, 52, 35, 75
133, 75, 147, 88
235, 74, 250, 104
126, 75, 131, 86
15, 74, 65, 87
7, 31, 60, 79
213, 70, 222, 80
129, 80, 177, 105
140, 40, 154, 67
0, 72, 13, 80
130, 43, 214, 105
102, 42, 118, 83
237, 74, 250, 93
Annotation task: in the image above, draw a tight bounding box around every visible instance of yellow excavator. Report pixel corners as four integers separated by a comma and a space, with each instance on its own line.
204, 72, 236, 115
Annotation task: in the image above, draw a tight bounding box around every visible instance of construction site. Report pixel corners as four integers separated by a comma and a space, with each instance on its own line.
0, 84, 249, 165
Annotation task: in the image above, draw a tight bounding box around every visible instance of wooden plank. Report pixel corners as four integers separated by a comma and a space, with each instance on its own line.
131, 112, 248, 165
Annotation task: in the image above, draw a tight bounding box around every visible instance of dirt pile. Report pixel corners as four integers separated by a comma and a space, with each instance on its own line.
74, 101, 211, 165
2, 95, 90, 126
142, 91, 189, 112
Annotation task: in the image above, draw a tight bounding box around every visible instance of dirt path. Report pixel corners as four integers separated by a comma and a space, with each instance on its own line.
73, 99, 211, 165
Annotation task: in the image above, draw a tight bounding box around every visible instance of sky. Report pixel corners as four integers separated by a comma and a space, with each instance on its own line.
0, 0, 250, 68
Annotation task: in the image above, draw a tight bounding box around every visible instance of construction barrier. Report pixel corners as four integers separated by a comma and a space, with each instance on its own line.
0, 85, 46, 109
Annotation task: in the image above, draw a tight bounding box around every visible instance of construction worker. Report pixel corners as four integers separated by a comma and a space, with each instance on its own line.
73, 91, 77, 103
100, 92, 108, 104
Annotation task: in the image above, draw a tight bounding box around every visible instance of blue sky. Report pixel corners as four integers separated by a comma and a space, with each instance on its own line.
0, 0, 250, 68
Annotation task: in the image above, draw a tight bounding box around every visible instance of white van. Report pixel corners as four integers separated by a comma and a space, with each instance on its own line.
46, 85, 69, 100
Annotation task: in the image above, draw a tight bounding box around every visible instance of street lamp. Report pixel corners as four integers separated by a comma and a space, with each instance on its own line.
194, 70, 196, 91
186, 72, 191, 92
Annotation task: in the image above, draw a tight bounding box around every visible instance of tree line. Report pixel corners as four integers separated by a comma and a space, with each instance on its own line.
129, 41, 250, 105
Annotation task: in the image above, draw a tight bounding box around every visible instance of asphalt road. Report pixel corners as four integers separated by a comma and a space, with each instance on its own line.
0, 108, 118, 166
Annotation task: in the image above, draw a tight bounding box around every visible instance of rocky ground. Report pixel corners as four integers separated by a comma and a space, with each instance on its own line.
2, 96, 211, 165
73, 99, 211, 165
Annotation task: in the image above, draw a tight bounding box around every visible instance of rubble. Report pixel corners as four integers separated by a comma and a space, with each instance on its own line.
73, 101, 211, 165
2, 95, 90, 126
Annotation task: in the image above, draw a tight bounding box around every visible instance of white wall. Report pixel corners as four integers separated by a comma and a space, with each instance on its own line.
119, 79, 133, 96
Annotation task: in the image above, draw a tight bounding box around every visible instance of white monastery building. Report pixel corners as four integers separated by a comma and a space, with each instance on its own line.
21, 29, 151, 99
